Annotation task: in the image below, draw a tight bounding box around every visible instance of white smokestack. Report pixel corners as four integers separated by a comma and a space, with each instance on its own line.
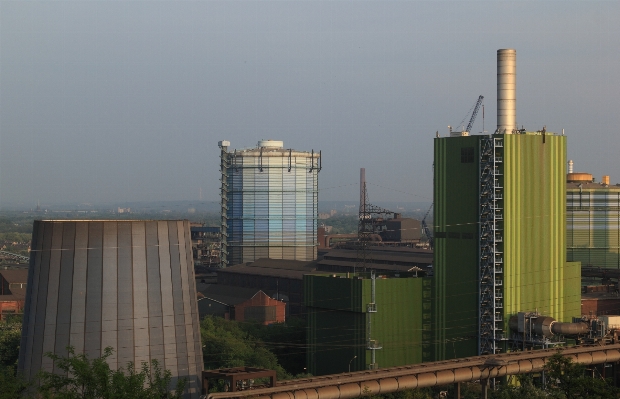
497, 49, 517, 134
568, 160, 574, 174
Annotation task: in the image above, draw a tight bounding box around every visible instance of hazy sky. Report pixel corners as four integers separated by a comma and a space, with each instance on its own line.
1, 1, 619, 207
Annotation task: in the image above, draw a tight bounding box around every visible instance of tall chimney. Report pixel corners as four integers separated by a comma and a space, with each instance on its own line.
360, 168, 366, 212
568, 160, 574, 174
497, 49, 517, 134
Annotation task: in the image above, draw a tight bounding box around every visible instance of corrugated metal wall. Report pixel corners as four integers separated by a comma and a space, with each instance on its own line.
433, 134, 581, 361
226, 151, 319, 264
567, 187, 620, 269
502, 134, 580, 324
18, 220, 203, 398
305, 275, 427, 376
432, 136, 481, 361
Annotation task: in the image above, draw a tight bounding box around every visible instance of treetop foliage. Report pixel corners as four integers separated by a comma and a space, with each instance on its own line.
35, 346, 186, 399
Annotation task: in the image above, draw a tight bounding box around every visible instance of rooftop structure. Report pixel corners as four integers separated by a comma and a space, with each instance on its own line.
317, 248, 432, 274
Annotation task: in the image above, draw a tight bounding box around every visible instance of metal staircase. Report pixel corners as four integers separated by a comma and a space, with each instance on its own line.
479, 136, 504, 354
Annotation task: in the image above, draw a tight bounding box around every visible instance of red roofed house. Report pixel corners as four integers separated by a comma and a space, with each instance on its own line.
197, 284, 286, 325
0, 269, 28, 320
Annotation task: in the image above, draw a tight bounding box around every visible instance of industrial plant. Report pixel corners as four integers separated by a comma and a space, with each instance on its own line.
14, 48, 620, 399
566, 165, 620, 270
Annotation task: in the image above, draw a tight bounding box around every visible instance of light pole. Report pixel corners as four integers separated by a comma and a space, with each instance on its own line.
348, 355, 357, 373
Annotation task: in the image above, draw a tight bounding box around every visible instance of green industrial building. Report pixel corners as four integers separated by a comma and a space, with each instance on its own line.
567, 172, 620, 269
305, 273, 432, 375
433, 132, 581, 359
305, 49, 583, 373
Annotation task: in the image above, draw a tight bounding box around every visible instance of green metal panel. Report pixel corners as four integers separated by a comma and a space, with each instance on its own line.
567, 187, 620, 269
502, 134, 578, 323
433, 133, 581, 361
305, 275, 366, 375
433, 136, 483, 361
563, 261, 582, 321
304, 273, 364, 312
305, 274, 428, 375
371, 277, 429, 369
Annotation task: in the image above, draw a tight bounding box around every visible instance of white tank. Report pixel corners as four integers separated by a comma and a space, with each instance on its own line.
221, 141, 321, 265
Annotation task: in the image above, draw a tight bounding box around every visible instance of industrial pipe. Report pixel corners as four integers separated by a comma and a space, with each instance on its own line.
207, 345, 620, 399
509, 315, 589, 337
551, 322, 589, 335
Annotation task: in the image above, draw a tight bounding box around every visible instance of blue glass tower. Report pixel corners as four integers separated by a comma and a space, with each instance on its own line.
220, 140, 321, 266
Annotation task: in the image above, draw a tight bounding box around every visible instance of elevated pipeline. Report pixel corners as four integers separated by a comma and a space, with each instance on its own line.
206, 344, 620, 399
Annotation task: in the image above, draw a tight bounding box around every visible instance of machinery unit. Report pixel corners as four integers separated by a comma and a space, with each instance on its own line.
219, 140, 321, 266
507, 311, 620, 351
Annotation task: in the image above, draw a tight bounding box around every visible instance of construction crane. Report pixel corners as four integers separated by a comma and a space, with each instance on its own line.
421, 204, 433, 250
465, 95, 484, 133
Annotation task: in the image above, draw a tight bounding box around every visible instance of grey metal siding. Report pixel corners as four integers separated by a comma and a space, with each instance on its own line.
18, 220, 202, 398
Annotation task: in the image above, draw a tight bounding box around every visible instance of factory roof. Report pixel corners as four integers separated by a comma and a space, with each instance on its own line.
317, 259, 424, 273
567, 182, 620, 191
322, 248, 433, 264
197, 284, 267, 306
0, 269, 28, 284
218, 258, 319, 280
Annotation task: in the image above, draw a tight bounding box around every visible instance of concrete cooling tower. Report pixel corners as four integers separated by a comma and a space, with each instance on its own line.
18, 220, 203, 397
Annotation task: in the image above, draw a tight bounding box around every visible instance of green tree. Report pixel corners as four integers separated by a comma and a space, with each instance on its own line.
200, 316, 289, 380
0, 364, 30, 399
0, 316, 22, 370
237, 317, 307, 375
36, 346, 186, 399
491, 374, 546, 399
543, 352, 618, 399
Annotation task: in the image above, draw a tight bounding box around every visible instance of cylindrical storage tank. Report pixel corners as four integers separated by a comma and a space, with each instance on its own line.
18, 220, 203, 398
221, 140, 321, 265
567, 172, 593, 183
497, 49, 517, 134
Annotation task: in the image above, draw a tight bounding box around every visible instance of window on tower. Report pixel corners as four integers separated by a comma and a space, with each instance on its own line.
461, 147, 474, 163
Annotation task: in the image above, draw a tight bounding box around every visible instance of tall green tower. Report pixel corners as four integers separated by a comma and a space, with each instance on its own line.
432, 49, 581, 360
